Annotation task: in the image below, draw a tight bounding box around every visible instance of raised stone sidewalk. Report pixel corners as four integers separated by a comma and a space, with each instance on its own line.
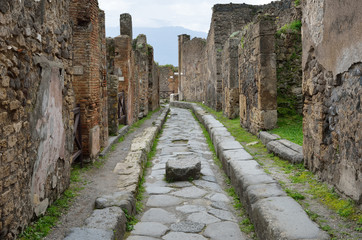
170, 101, 329, 240
64, 107, 170, 240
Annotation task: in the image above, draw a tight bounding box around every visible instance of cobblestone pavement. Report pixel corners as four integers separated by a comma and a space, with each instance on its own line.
127, 107, 248, 240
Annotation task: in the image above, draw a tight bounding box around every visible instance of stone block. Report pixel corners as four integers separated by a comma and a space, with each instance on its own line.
89, 125, 100, 158
215, 140, 243, 158
258, 131, 280, 145
64, 228, 113, 240
85, 207, 126, 240
166, 157, 201, 182
251, 197, 329, 240
266, 141, 303, 164
95, 191, 135, 215
220, 149, 253, 177
278, 139, 303, 154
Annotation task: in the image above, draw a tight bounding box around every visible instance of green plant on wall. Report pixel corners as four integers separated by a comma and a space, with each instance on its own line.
294, 0, 301, 6
276, 20, 302, 36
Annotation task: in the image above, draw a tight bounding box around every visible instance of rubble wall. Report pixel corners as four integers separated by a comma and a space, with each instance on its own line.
0, 0, 74, 238
302, 0, 362, 203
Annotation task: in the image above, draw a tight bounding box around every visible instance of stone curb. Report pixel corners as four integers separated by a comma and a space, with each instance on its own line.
99, 125, 130, 157
64, 107, 170, 240
258, 131, 304, 164
170, 101, 328, 240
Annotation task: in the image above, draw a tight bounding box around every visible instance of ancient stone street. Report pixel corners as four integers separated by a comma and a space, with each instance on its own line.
128, 107, 247, 240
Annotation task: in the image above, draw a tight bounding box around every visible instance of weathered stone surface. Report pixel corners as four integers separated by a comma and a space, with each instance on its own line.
220, 149, 253, 177
146, 195, 183, 207
258, 131, 280, 145
166, 158, 201, 181
172, 186, 207, 198
84, 207, 126, 240
64, 228, 113, 240
208, 208, 236, 222
187, 212, 221, 225
170, 221, 205, 233
245, 183, 287, 209
251, 197, 329, 240
146, 186, 173, 194
216, 140, 243, 157
128, 236, 159, 240
95, 191, 135, 215
132, 222, 169, 238
204, 221, 245, 240
176, 205, 206, 214
141, 208, 177, 223
266, 140, 303, 164
163, 232, 207, 240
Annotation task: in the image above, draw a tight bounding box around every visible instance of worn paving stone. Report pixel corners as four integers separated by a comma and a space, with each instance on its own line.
204, 221, 245, 240
95, 191, 134, 214
172, 186, 207, 198
176, 204, 207, 213
166, 158, 201, 181
206, 193, 230, 203
163, 232, 207, 240
167, 181, 193, 188
146, 195, 183, 207
131, 222, 169, 238
170, 221, 205, 233
211, 201, 230, 211
64, 228, 113, 240
146, 186, 173, 194
201, 175, 217, 182
141, 208, 177, 223
187, 212, 221, 225
193, 180, 223, 192
208, 208, 236, 222
127, 236, 159, 240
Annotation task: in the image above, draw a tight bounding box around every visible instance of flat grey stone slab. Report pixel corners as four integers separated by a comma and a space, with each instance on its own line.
170, 221, 205, 233
201, 175, 217, 182
211, 201, 230, 211
251, 197, 329, 240
187, 212, 221, 225
278, 139, 303, 153
193, 180, 222, 192
206, 193, 230, 203
216, 140, 243, 156
146, 195, 183, 207
204, 221, 245, 240
258, 131, 280, 145
64, 228, 113, 240
208, 208, 236, 222
176, 205, 207, 213
141, 208, 177, 223
161, 146, 189, 155
127, 236, 159, 240
172, 186, 207, 198
146, 186, 173, 194
246, 183, 287, 206
163, 232, 207, 240
266, 141, 303, 164
95, 191, 135, 214
84, 207, 126, 240
166, 158, 201, 181
167, 181, 193, 188
132, 222, 169, 238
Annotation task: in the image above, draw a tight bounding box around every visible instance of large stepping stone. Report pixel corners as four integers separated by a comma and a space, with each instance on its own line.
204, 221, 245, 240
166, 157, 201, 181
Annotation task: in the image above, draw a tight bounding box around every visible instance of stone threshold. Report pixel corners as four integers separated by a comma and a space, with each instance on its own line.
258, 131, 303, 164
170, 101, 329, 240
64, 106, 170, 240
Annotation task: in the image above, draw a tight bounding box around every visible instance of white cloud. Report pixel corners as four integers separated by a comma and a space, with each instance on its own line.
98, 0, 275, 33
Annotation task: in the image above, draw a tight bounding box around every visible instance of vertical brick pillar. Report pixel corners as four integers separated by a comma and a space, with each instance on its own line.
70, 0, 106, 158
178, 34, 191, 101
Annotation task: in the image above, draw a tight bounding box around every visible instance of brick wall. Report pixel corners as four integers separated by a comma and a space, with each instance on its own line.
70, 0, 108, 158
0, 0, 75, 238
302, 0, 362, 203
159, 66, 178, 99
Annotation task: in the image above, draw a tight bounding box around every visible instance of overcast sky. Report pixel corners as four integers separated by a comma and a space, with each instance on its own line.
98, 0, 275, 33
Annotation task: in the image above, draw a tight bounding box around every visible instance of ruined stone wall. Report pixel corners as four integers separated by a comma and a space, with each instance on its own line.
147, 47, 160, 111
276, 30, 303, 115
302, 0, 362, 203
239, 16, 277, 134
204, 4, 257, 111
0, 0, 74, 238
222, 34, 241, 119
180, 37, 206, 102
70, 0, 108, 158
159, 66, 178, 99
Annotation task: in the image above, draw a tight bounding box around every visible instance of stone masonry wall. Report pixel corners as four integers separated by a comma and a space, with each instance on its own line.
70, 0, 108, 159
147, 47, 160, 111
159, 66, 178, 99
239, 16, 277, 134
204, 4, 257, 111
179, 37, 206, 102
302, 0, 362, 203
222, 33, 241, 119
0, 0, 75, 238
